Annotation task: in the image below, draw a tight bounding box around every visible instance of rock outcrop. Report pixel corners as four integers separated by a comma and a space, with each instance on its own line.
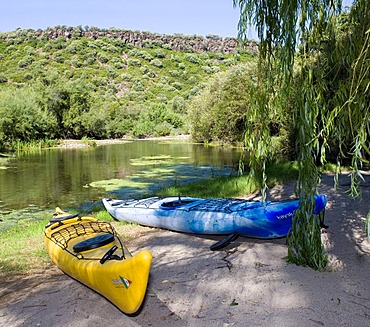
0, 26, 258, 54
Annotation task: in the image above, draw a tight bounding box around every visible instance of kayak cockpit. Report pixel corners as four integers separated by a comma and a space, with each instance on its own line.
160, 197, 199, 210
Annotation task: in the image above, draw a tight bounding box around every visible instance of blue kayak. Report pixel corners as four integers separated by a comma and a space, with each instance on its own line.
102, 195, 327, 239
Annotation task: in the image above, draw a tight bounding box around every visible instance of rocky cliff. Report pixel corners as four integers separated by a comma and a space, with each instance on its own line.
1, 26, 258, 54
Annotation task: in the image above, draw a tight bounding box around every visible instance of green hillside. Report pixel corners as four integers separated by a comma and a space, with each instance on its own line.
0, 26, 257, 147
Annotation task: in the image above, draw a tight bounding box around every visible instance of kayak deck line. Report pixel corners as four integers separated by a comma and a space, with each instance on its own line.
110, 196, 271, 213
45, 219, 128, 261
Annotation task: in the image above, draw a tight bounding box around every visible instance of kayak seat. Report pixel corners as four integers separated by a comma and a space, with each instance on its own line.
73, 233, 115, 253
160, 199, 196, 210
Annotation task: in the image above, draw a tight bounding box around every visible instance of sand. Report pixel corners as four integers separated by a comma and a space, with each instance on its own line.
1, 173, 370, 327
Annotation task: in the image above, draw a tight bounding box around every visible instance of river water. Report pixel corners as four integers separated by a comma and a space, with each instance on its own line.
0, 139, 243, 230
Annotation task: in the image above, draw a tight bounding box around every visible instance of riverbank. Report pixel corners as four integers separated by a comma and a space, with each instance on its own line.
1, 173, 370, 326
57, 135, 192, 148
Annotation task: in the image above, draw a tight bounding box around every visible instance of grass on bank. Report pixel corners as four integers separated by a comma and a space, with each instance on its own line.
0, 162, 300, 277
0, 219, 51, 276
157, 161, 300, 198
0, 209, 114, 277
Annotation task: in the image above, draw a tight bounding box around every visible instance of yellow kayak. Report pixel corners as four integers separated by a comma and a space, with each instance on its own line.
44, 210, 152, 314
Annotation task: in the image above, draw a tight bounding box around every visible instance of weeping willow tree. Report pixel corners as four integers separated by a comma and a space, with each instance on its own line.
233, 0, 370, 270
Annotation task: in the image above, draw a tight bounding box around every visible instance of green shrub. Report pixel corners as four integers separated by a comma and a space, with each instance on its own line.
137, 50, 153, 61
24, 46, 36, 55
169, 70, 180, 77
71, 56, 83, 67
171, 96, 186, 114
142, 39, 154, 48
54, 54, 65, 63
107, 66, 117, 78
202, 66, 212, 74
172, 81, 183, 90
154, 49, 166, 58
211, 66, 220, 73
151, 59, 163, 68
0, 86, 57, 142
170, 54, 181, 62
97, 52, 109, 63
224, 58, 237, 66
185, 54, 200, 64
85, 55, 95, 65
66, 40, 83, 53
128, 58, 141, 66
121, 73, 132, 81
153, 39, 164, 47
154, 121, 173, 136
188, 62, 258, 144
128, 48, 138, 56
18, 55, 34, 68
162, 44, 172, 50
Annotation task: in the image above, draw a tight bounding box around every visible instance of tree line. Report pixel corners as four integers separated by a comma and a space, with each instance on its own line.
0, 28, 255, 150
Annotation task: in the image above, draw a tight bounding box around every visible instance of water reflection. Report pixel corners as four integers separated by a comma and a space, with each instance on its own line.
0, 140, 243, 227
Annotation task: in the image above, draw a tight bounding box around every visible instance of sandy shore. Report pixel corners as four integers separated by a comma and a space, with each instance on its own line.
1, 173, 370, 327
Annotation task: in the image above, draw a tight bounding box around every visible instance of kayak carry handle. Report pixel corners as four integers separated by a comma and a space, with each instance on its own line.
100, 245, 118, 264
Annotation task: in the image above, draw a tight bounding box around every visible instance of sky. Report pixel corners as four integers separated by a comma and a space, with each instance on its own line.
0, 0, 354, 40
0, 0, 252, 39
